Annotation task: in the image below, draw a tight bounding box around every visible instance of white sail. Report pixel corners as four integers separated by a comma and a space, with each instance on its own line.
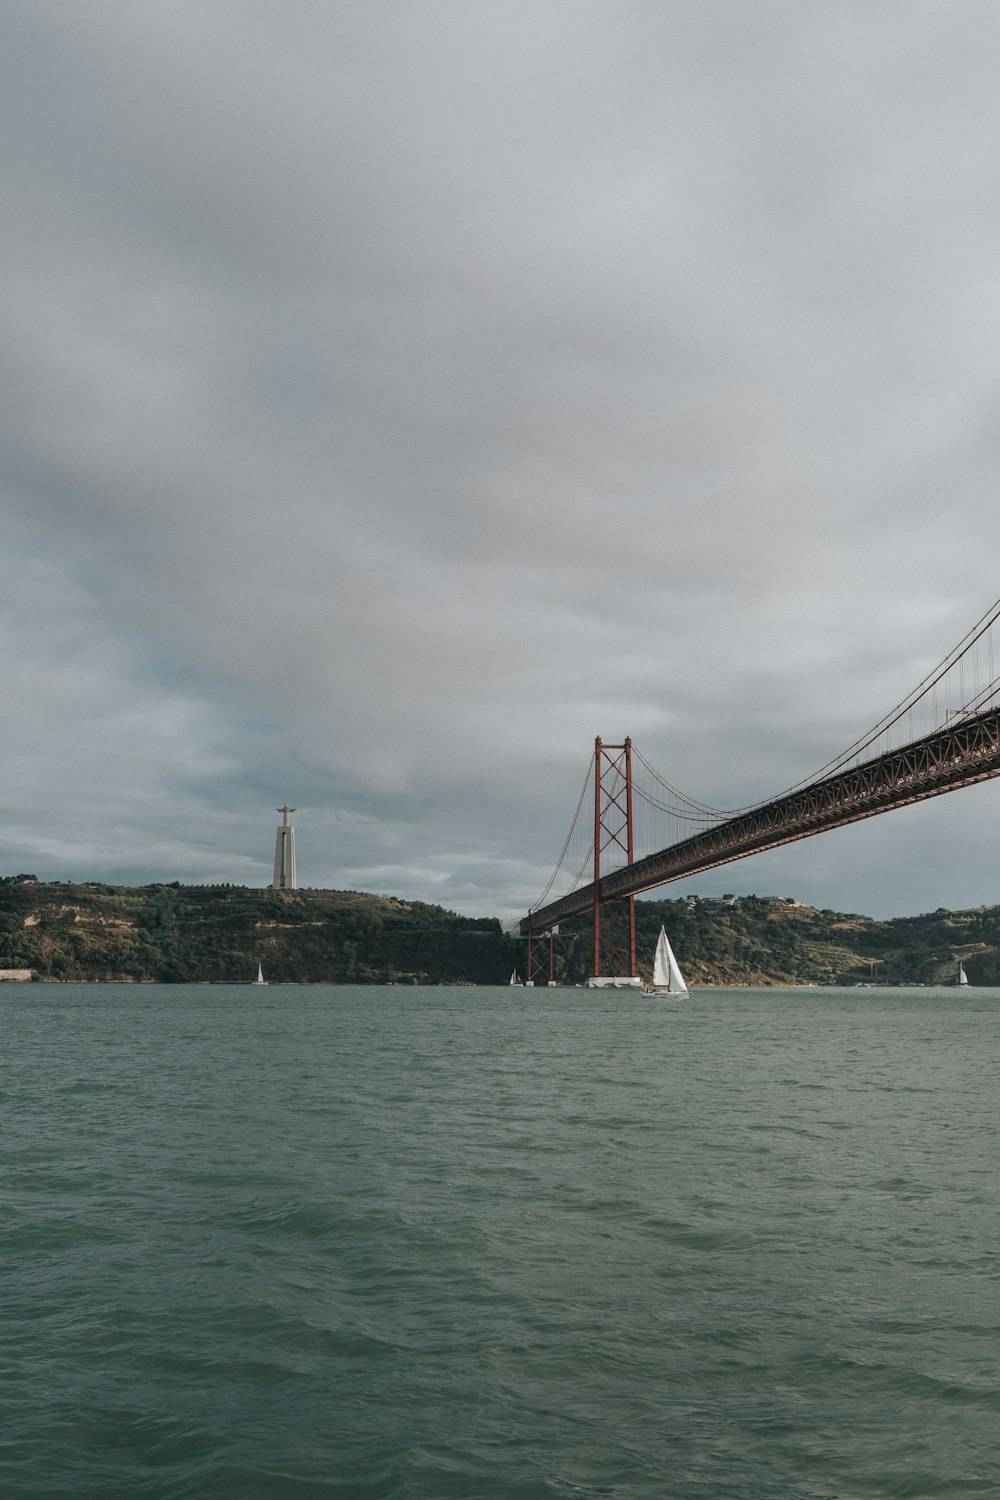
509, 970, 520, 986
957, 962, 969, 986
255, 963, 268, 986
650, 926, 688, 996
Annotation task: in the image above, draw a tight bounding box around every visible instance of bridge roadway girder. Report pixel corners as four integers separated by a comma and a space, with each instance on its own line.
520, 706, 1000, 937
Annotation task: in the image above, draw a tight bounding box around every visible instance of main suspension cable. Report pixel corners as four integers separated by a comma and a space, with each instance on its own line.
529, 752, 594, 912
717, 594, 1000, 813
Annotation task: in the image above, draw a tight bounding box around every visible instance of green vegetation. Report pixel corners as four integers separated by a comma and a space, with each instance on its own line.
0, 876, 998, 985
0, 878, 513, 985
623, 896, 1000, 987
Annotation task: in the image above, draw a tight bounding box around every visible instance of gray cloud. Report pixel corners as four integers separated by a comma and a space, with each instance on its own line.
3, 1, 1000, 917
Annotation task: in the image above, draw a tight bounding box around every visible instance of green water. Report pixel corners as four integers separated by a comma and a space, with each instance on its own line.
2, 983, 998, 1497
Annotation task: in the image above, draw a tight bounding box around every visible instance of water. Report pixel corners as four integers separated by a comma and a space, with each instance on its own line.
3, 984, 999, 1498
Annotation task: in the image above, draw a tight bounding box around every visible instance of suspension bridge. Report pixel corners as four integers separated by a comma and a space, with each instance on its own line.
519, 598, 1000, 985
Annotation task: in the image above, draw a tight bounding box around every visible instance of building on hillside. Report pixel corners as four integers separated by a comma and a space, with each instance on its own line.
686, 894, 801, 908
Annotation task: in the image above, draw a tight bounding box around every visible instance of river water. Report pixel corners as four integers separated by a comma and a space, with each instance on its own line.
3, 983, 998, 1498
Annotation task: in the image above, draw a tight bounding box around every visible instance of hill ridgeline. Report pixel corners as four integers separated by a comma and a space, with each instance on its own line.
1, 878, 998, 986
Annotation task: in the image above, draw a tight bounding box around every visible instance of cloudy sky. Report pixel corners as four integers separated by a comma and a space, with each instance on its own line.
4, 0, 1000, 918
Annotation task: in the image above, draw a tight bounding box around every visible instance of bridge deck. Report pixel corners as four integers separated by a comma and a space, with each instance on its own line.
521, 705, 1000, 937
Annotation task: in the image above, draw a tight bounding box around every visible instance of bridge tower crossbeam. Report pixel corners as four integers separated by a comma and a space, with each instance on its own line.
590, 736, 639, 985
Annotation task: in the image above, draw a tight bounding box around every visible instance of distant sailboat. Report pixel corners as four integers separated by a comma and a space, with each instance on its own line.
645, 926, 688, 998
254, 963, 268, 986
956, 962, 970, 987
509, 969, 522, 986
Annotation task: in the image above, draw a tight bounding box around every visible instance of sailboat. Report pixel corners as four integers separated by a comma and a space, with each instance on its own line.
645, 926, 688, 998
509, 970, 522, 986
956, 962, 970, 987
254, 963, 268, 986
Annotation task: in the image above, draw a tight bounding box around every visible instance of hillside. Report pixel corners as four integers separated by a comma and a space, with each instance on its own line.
1, 877, 998, 985
0, 879, 511, 985
626, 896, 1000, 987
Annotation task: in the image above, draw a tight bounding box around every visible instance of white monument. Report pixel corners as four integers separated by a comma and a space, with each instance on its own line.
272, 805, 297, 889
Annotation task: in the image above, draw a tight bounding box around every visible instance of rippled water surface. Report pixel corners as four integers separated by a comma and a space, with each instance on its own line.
3, 983, 999, 1497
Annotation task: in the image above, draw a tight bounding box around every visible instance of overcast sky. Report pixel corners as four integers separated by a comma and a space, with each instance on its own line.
3, 1, 1000, 919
